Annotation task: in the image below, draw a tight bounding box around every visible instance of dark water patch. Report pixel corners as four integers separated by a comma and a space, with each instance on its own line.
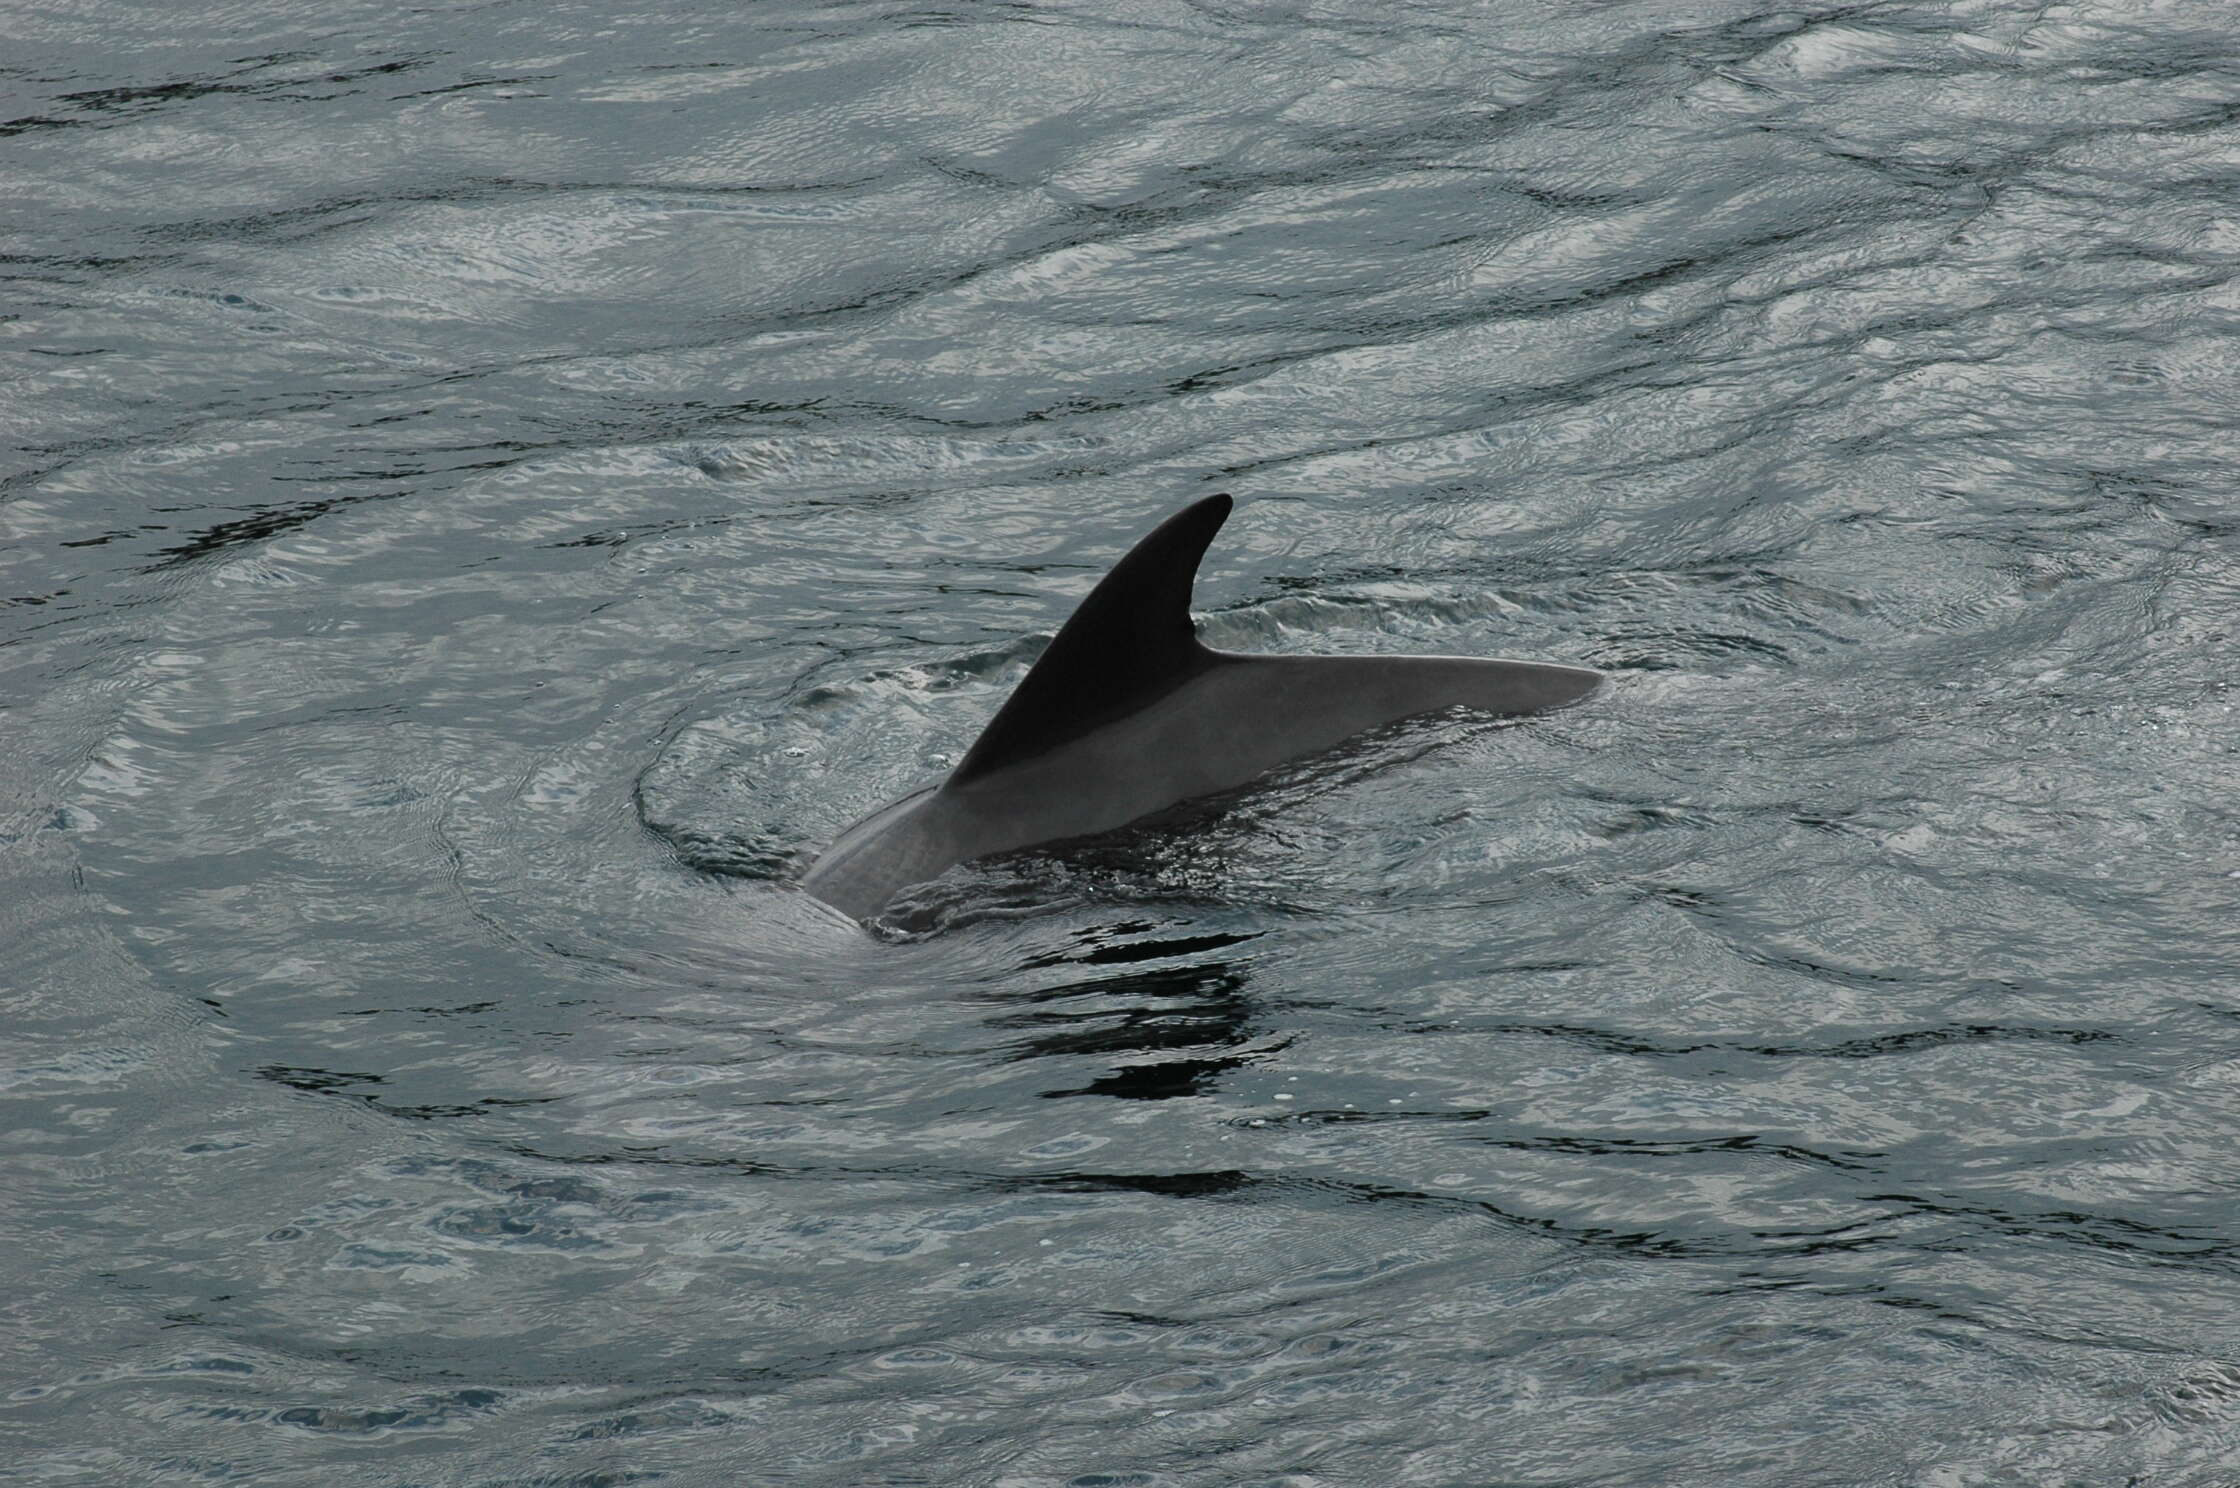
982, 957, 1271, 1099
1380, 1019, 2116, 1064
142, 494, 381, 570
1019, 925, 1263, 969
255, 1065, 563, 1122
273, 1385, 507, 1436
1857, 1193, 2240, 1274
1044, 1054, 1262, 1102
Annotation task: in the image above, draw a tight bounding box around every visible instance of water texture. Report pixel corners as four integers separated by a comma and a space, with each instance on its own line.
7, 0, 2240, 1483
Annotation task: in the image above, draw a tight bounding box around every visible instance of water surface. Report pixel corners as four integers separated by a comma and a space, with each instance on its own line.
8, 1, 2240, 1483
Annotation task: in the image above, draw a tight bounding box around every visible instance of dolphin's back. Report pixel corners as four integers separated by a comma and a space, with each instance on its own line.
1196, 652, 1602, 762
799, 496, 1602, 921
800, 652, 1597, 920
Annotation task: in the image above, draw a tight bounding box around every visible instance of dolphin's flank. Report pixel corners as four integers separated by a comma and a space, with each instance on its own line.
800, 494, 1602, 920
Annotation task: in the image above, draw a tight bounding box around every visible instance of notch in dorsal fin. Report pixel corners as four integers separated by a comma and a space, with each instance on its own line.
950, 493, 1232, 786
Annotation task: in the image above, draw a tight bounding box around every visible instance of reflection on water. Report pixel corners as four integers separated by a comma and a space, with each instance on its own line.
988, 953, 1264, 1101
10, 0, 2240, 1482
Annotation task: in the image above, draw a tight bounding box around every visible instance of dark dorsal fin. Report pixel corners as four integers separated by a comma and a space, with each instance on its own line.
950, 493, 1232, 786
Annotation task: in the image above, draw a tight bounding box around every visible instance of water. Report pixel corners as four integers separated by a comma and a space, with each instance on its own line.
8, 1, 2240, 1482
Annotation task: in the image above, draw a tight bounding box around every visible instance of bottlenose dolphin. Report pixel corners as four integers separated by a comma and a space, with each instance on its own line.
801, 494, 1601, 920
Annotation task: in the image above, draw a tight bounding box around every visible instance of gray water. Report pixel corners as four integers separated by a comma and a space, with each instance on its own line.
7, 1, 2240, 1483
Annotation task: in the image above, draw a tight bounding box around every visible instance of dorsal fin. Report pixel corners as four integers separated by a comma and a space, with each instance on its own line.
950, 493, 1232, 786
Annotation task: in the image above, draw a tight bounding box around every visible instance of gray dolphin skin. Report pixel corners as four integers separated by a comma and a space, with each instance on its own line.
800, 494, 1602, 920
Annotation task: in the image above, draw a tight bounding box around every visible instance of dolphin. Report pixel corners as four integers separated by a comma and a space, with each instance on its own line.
800, 493, 1602, 920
